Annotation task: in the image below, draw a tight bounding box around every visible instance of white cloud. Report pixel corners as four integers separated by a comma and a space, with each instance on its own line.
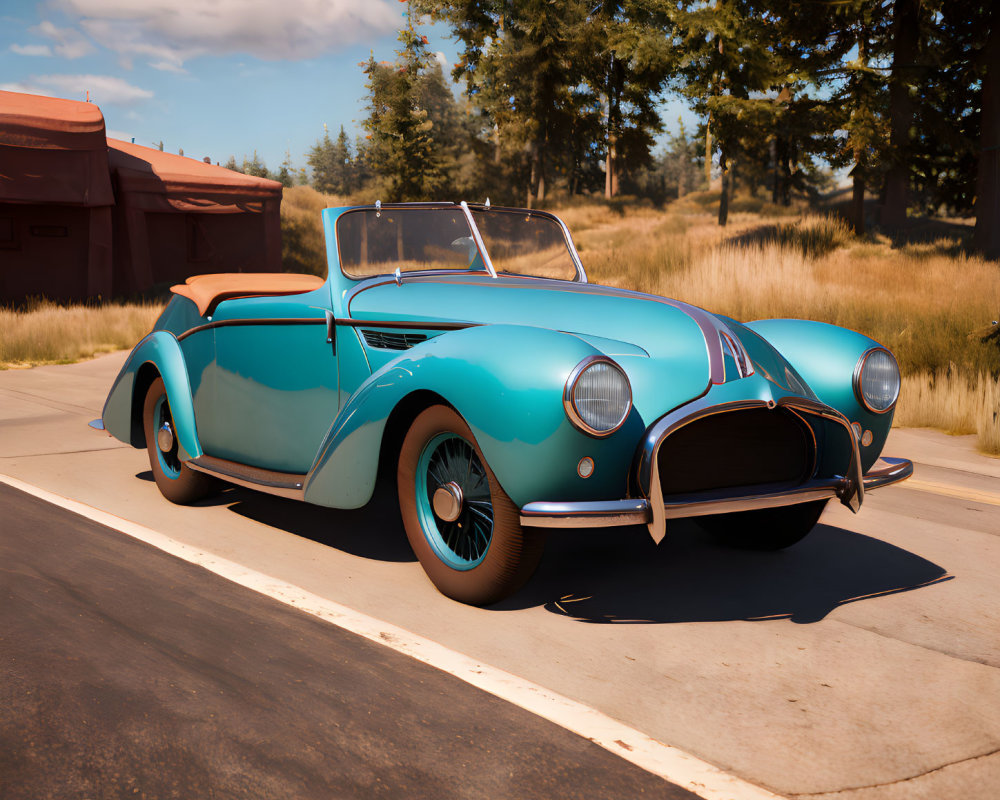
434, 51, 448, 70
33, 21, 95, 59
0, 74, 153, 105
55, 0, 402, 69
149, 60, 187, 74
0, 81, 55, 97
10, 44, 54, 57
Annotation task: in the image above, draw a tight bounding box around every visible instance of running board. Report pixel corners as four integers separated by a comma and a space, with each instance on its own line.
187, 455, 306, 500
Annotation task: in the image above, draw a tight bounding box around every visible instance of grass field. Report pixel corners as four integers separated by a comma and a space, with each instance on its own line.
0, 299, 164, 370
3, 187, 998, 454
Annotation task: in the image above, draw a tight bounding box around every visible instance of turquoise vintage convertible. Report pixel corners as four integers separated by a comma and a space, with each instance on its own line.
94, 202, 912, 605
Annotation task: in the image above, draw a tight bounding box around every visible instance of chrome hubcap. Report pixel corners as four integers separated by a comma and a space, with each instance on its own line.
432, 481, 464, 522
157, 421, 174, 453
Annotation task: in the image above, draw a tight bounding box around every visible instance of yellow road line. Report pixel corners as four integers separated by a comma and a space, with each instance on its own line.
900, 478, 1000, 507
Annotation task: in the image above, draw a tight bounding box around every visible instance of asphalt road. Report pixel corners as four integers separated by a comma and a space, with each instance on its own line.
0, 481, 684, 800
1, 352, 999, 799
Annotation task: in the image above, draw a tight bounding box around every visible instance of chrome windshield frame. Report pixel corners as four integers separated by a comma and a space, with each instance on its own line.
336, 201, 587, 285
458, 201, 498, 278
465, 203, 588, 283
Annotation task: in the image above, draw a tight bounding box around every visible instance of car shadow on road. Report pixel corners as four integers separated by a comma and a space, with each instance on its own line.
218, 478, 417, 563
136, 469, 950, 620
497, 520, 951, 624
136, 469, 417, 562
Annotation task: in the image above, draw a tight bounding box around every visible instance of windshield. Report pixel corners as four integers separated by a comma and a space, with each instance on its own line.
337, 207, 482, 279
336, 205, 582, 282
470, 208, 578, 281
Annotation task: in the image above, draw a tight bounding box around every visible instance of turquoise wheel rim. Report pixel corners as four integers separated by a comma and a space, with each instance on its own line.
153, 395, 182, 480
415, 432, 493, 571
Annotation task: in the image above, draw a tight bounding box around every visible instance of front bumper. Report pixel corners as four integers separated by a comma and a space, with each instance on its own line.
519, 456, 913, 531
518, 394, 912, 542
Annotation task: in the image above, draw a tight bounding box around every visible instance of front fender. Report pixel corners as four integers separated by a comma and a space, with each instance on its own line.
101, 331, 202, 462
304, 325, 645, 509
745, 319, 895, 469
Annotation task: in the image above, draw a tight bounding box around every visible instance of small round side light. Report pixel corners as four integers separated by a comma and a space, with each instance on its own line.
577, 457, 595, 479
861, 429, 874, 447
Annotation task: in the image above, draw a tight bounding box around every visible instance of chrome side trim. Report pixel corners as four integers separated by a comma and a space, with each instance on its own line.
853, 346, 900, 414
562, 355, 633, 438
177, 317, 325, 342
187, 455, 306, 500
520, 499, 651, 528
459, 200, 498, 278
639, 394, 866, 544
88, 418, 105, 431
519, 457, 912, 530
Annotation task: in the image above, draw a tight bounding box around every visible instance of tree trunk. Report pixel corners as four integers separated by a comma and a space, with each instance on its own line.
535, 138, 546, 205
678, 148, 687, 198
527, 146, 536, 209
718, 147, 730, 226
705, 110, 713, 188
881, 0, 920, 229
605, 137, 617, 199
852, 169, 866, 236
771, 138, 780, 204
974, 12, 1000, 259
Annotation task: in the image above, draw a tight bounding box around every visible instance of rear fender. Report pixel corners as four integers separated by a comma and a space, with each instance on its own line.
304, 324, 644, 509
101, 331, 202, 462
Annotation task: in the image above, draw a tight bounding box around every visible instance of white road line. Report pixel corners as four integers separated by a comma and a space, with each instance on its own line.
1, 472, 784, 800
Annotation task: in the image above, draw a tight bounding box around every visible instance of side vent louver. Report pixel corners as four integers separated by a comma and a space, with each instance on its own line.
362, 329, 428, 350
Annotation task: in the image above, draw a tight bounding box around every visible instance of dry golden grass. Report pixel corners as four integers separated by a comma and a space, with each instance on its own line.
280, 185, 347, 277
0, 300, 163, 369
895, 370, 1000, 454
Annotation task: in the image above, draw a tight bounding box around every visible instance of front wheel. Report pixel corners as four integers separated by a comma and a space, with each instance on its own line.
142, 377, 217, 504
697, 500, 828, 550
398, 405, 544, 606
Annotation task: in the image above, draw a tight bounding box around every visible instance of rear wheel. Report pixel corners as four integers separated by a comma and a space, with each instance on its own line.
142, 377, 216, 504
697, 500, 828, 550
398, 405, 544, 606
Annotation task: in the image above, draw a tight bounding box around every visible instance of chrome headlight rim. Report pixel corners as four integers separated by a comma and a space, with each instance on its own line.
564, 355, 633, 438
853, 346, 900, 414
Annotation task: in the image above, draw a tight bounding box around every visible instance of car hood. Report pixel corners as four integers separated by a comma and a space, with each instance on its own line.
348, 276, 722, 420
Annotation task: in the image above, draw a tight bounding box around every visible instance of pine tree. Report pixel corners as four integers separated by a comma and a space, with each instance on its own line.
674, 1, 778, 225
417, 0, 586, 205
278, 148, 294, 188
361, 11, 447, 201
579, 1, 674, 198
308, 126, 337, 194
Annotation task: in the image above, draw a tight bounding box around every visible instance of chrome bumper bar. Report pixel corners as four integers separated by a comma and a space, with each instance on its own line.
519, 456, 913, 531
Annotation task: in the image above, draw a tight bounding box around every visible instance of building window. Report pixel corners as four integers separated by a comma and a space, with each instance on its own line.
186, 215, 214, 262
0, 217, 18, 249
30, 225, 69, 237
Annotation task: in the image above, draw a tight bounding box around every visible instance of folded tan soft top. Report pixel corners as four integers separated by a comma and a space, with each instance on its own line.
171, 273, 325, 317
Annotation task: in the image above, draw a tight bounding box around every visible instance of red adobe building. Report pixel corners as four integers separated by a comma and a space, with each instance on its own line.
0, 90, 282, 305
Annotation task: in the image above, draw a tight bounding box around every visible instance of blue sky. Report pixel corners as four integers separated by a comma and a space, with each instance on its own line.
1, 0, 694, 174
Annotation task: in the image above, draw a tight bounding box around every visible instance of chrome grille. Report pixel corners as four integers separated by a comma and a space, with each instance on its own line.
656, 408, 812, 496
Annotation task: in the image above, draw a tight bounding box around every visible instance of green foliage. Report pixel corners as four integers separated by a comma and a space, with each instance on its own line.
360, 23, 448, 202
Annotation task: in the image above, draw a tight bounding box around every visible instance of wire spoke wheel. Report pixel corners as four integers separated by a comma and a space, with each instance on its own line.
398, 405, 545, 606
153, 395, 182, 478
418, 433, 493, 569
142, 377, 216, 505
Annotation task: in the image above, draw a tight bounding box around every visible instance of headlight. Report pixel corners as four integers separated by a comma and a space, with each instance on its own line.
853, 347, 900, 413
564, 356, 632, 436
